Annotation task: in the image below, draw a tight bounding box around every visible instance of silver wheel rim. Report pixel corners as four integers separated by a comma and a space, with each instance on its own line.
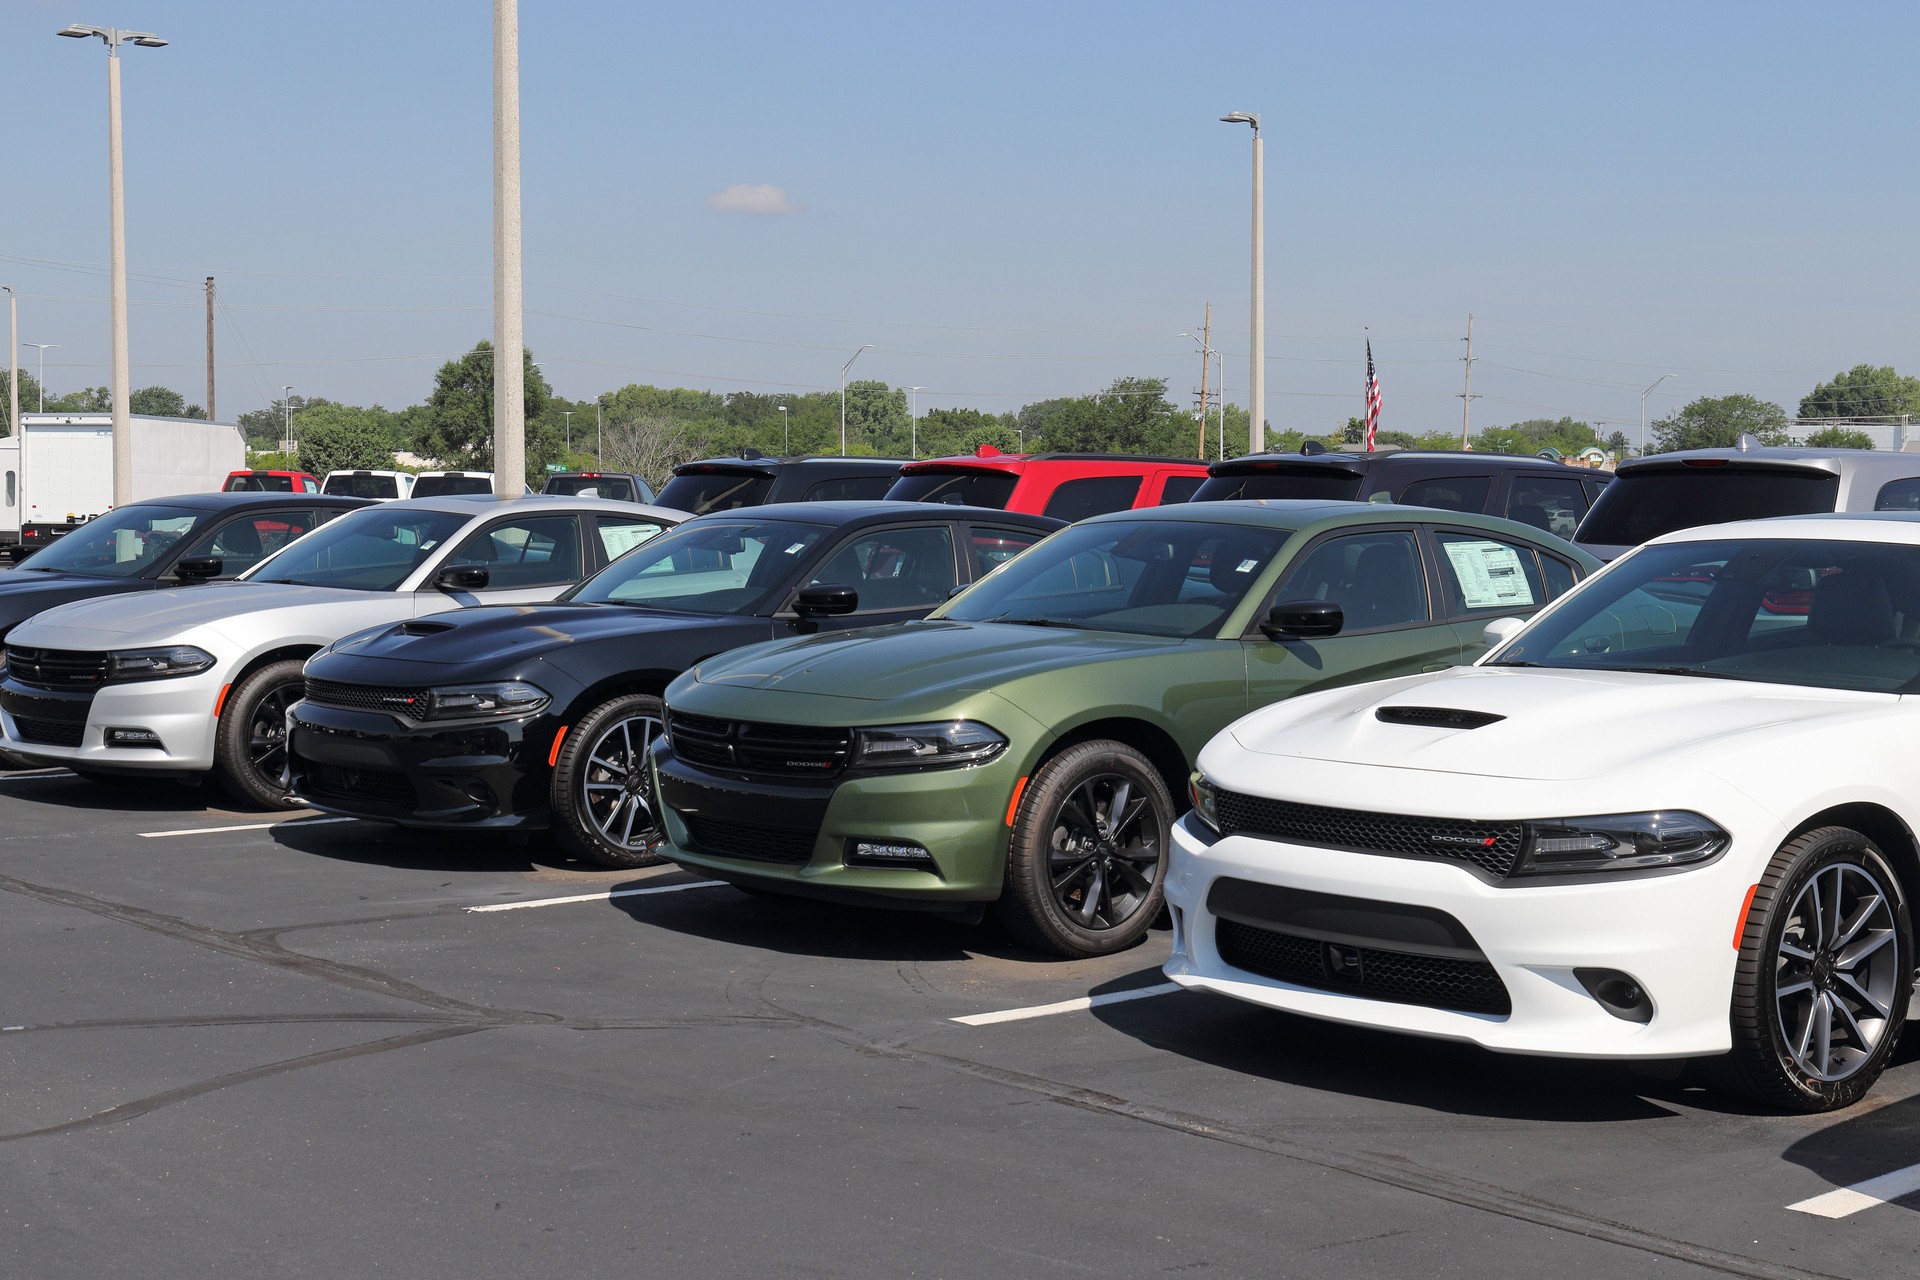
578, 711, 663, 853
1774, 861, 1902, 1083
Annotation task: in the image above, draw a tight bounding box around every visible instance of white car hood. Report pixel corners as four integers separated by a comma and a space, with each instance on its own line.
9, 581, 379, 646
1228, 666, 1895, 782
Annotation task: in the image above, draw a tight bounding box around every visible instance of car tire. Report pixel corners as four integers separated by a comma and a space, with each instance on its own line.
211, 659, 306, 810
1707, 825, 1912, 1113
550, 693, 668, 869
996, 740, 1172, 959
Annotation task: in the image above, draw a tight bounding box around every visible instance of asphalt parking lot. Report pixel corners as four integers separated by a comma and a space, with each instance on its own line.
2, 766, 1916, 1279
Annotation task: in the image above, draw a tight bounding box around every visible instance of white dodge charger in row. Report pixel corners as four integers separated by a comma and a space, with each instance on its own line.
0, 494, 678, 806
1167, 513, 1919, 1112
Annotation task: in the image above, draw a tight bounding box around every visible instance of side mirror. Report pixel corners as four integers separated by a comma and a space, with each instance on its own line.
433, 563, 490, 592
173, 555, 224, 582
1482, 616, 1528, 650
794, 584, 859, 616
1261, 599, 1343, 640
946, 583, 969, 600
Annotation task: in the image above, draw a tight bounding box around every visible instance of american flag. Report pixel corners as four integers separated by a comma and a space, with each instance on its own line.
1364, 338, 1382, 450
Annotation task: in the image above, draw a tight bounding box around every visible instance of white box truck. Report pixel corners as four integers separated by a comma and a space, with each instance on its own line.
0, 413, 247, 553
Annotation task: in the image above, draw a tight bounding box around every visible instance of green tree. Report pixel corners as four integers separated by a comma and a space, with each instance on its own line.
128, 386, 203, 418
1604, 430, 1632, 458
1649, 394, 1790, 453
1475, 416, 1602, 457
45, 386, 110, 413
1799, 365, 1920, 422
1802, 425, 1878, 450
0, 369, 47, 434
296, 403, 401, 474
419, 341, 553, 472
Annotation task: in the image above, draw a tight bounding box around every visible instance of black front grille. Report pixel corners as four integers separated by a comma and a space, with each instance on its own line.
13, 716, 85, 747
1213, 788, 1524, 878
5, 647, 111, 690
1215, 917, 1512, 1016
304, 678, 429, 721
302, 763, 417, 808
668, 712, 852, 778
682, 813, 818, 864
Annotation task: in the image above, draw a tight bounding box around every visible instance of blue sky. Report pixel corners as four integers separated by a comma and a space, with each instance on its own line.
3, 0, 1917, 441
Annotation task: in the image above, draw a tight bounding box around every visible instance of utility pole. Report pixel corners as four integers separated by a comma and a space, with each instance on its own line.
1194, 303, 1213, 459
204, 276, 215, 424
905, 386, 924, 458
1458, 313, 1480, 450
491, 0, 526, 497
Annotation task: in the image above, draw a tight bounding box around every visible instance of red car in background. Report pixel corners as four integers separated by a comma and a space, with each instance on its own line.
222, 469, 321, 494
886, 447, 1209, 521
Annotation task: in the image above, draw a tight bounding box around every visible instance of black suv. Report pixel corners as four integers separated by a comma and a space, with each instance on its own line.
654, 453, 905, 514
541, 472, 656, 503
1192, 448, 1609, 540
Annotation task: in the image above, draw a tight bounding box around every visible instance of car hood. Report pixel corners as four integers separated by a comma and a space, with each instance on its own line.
1225, 665, 1894, 782
9, 581, 370, 644
689, 620, 1189, 702
323, 602, 730, 670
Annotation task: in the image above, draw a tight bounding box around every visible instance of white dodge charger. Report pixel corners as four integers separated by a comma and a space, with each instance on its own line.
1166, 513, 1920, 1112
0, 494, 677, 807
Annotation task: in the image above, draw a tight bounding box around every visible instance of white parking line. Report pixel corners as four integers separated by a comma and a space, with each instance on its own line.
950, 982, 1182, 1027
1788, 1161, 1920, 1218
465, 879, 727, 913
138, 816, 356, 839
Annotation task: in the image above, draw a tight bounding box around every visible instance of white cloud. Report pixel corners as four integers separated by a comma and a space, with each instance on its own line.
705, 183, 801, 215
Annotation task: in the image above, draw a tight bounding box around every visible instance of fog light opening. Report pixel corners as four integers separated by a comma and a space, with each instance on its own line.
845, 839, 938, 872
1574, 967, 1654, 1024
106, 727, 165, 750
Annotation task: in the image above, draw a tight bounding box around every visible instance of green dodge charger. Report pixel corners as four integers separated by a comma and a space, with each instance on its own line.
654, 500, 1599, 956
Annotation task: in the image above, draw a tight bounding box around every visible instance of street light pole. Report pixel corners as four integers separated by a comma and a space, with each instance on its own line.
492, 0, 526, 497
1221, 111, 1264, 455
776, 404, 789, 454
4, 286, 17, 441
905, 386, 924, 458
1639, 373, 1677, 457
59, 25, 166, 507
283, 385, 294, 446
23, 344, 57, 412
561, 409, 573, 451
839, 344, 872, 456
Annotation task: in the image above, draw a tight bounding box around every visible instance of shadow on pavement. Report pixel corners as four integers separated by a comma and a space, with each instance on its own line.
1780, 1036, 1920, 1210
270, 819, 572, 875
2, 770, 222, 814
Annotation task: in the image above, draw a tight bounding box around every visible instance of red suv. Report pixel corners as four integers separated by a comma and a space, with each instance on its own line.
222, 469, 321, 494
886, 448, 1209, 521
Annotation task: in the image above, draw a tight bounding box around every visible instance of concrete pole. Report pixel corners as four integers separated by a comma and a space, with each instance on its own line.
107, 49, 132, 506
1249, 128, 1264, 455
204, 276, 215, 423
5, 287, 17, 441
492, 0, 526, 497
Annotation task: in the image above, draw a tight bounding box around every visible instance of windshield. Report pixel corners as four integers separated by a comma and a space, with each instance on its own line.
1576, 467, 1839, 546
655, 469, 774, 514
940, 518, 1291, 638
1190, 467, 1365, 503
17, 504, 203, 578
412, 474, 492, 497
544, 475, 641, 501
245, 506, 469, 591
568, 517, 828, 614
324, 473, 403, 499
1488, 537, 1920, 693
886, 471, 1019, 509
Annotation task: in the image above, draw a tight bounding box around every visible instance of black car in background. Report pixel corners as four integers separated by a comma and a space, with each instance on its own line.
541, 472, 657, 503
287, 502, 1062, 867
654, 453, 905, 514
1193, 447, 1610, 540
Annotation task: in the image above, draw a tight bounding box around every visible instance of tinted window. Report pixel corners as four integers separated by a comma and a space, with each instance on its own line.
544, 475, 639, 501
1158, 475, 1205, 504
1577, 468, 1840, 546
885, 471, 1019, 509
324, 473, 403, 499
223, 473, 295, 493
595, 514, 669, 563
448, 515, 585, 589
183, 510, 323, 576
802, 475, 896, 502
1504, 476, 1588, 539
1398, 475, 1491, 513
1541, 554, 1577, 600
1190, 468, 1364, 503
969, 526, 1048, 577
15, 503, 203, 578
1583, 478, 1610, 506
411, 474, 492, 497
1279, 530, 1429, 631
1875, 478, 1920, 511
656, 469, 775, 514
248, 507, 469, 591
1042, 476, 1143, 522
803, 526, 956, 612
1432, 531, 1546, 618
570, 518, 826, 615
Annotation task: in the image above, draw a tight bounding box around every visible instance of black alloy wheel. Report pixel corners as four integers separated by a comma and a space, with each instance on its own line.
550, 693, 669, 869
212, 658, 307, 809
998, 740, 1172, 958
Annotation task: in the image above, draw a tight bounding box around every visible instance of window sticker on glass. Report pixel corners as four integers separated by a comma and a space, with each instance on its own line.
600, 524, 660, 558
1236, 558, 1258, 573
786, 542, 807, 554
1444, 539, 1536, 609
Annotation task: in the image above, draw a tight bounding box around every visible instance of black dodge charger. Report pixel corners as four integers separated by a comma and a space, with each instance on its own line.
286, 501, 1061, 866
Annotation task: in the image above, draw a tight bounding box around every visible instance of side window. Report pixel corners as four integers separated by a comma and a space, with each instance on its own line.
1432, 530, 1548, 619
805, 526, 957, 612
1540, 554, 1577, 600
1277, 530, 1429, 631
803, 475, 895, 502
1504, 476, 1589, 539
1875, 478, 1920, 511
185, 511, 318, 576
1041, 476, 1143, 522
1583, 478, 1610, 506
1157, 475, 1205, 505
967, 525, 1048, 578
1398, 475, 1491, 513
594, 514, 668, 563
451, 515, 584, 589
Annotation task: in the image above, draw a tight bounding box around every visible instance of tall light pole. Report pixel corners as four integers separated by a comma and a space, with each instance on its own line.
1639, 373, 1677, 457
282, 385, 295, 446
839, 343, 873, 456
776, 404, 789, 454
23, 344, 58, 413
4, 287, 16, 441
561, 408, 573, 451
595, 394, 605, 461
492, 0, 526, 497
1221, 111, 1263, 455
59, 24, 166, 506
905, 386, 924, 458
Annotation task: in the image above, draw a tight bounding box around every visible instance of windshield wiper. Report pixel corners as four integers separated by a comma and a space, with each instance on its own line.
986, 616, 1098, 630
1610, 665, 1755, 681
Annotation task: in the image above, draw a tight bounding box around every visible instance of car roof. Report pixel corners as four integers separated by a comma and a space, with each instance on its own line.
132, 491, 369, 513
1648, 511, 1920, 548
679, 500, 1062, 530
1616, 445, 1920, 478
1208, 449, 1585, 475
381, 493, 682, 519
1073, 497, 1598, 552
672, 455, 906, 474
900, 451, 1207, 473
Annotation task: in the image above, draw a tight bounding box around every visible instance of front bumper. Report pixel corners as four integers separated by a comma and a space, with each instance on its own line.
1163, 814, 1755, 1059
0, 670, 223, 774
286, 700, 555, 828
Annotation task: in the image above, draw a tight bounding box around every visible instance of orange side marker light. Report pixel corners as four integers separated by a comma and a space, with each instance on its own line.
1004, 775, 1029, 827
213, 682, 233, 718
547, 726, 569, 769
1732, 883, 1759, 950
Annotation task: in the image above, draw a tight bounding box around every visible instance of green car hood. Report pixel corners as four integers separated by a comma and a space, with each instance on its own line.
688, 619, 1191, 703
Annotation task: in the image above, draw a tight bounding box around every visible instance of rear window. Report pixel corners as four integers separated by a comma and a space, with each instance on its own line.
886, 470, 1020, 509
324, 473, 402, 499
544, 475, 638, 501
656, 469, 774, 514
1190, 467, 1364, 502
1577, 467, 1841, 547
224, 473, 295, 493
412, 474, 492, 497
1041, 475, 1142, 521
1158, 475, 1205, 504
802, 475, 896, 502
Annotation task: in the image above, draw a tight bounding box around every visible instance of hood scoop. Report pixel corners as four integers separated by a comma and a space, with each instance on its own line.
395, 621, 455, 637
1375, 706, 1505, 730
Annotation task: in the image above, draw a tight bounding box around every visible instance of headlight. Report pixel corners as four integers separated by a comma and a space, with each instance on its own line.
850, 721, 1006, 771
1514, 810, 1727, 875
107, 645, 216, 681
418, 681, 550, 721
1189, 773, 1220, 832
